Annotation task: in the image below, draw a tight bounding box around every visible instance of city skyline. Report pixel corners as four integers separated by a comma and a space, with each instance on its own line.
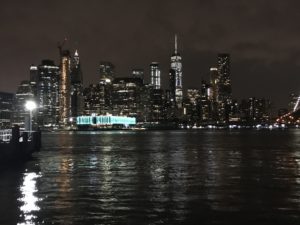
1, 0, 300, 108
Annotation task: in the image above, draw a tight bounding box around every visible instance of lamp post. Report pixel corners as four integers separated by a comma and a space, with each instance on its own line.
25, 100, 37, 134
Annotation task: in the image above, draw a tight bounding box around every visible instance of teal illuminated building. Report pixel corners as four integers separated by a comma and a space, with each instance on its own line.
77, 115, 136, 128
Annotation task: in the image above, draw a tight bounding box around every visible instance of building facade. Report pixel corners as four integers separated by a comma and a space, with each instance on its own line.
0, 92, 14, 129
99, 61, 115, 82
217, 53, 232, 123
170, 35, 183, 109
111, 77, 143, 119
36, 60, 60, 127
71, 50, 84, 119
12, 80, 35, 128
59, 50, 72, 127
150, 62, 161, 90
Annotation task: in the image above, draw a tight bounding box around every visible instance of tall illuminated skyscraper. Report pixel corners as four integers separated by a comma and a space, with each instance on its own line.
36, 60, 60, 127
217, 53, 232, 123
59, 50, 71, 127
170, 35, 183, 109
0, 92, 14, 129
12, 81, 35, 128
209, 67, 219, 122
217, 54, 231, 99
209, 67, 218, 102
150, 62, 161, 89
71, 50, 84, 118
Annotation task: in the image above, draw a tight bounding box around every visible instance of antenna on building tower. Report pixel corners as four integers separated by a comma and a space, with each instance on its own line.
175, 34, 178, 55
57, 37, 68, 57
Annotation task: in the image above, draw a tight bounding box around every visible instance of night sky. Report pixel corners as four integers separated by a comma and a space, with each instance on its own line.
1, 0, 300, 110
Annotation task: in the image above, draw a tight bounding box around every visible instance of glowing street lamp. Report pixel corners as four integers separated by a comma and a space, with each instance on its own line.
25, 100, 37, 133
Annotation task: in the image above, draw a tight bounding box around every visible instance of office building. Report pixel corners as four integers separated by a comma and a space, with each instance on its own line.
112, 77, 143, 119
99, 61, 115, 82
36, 60, 60, 127
217, 53, 232, 123
71, 50, 84, 118
0, 92, 14, 129
59, 50, 72, 127
170, 35, 183, 109
150, 62, 161, 90
12, 80, 35, 128
132, 69, 144, 83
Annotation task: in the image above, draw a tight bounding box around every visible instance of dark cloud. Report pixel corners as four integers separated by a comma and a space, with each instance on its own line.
1, 0, 300, 109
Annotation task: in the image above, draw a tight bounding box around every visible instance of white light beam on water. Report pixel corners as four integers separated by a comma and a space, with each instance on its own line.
18, 172, 41, 225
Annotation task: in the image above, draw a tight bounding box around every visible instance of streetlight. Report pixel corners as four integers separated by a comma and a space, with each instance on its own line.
25, 100, 37, 134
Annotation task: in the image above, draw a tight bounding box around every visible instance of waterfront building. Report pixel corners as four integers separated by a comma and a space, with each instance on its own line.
217, 53, 232, 124
12, 80, 35, 128
228, 100, 241, 123
29, 65, 38, 97
139, 84, 152, 123
240, 97, 271, 124
149, 88, 164, 122
0, 92, 14, 129
150, 62, 161, 90
199, 81, 213, 123
164, 89, 176, 122
71, 50, 84, 119
209, 67, 219, 122
59, 50, 72, 127
83, 82, 112, 115
170, 35, 183, 109
77, 115, 136, 129
83, 84, 101, 115
36, 60, 60, 127
132, 69, 144, 83
99, 61, 115, 82
111, 77, 143, 120
184, 88, 201, 126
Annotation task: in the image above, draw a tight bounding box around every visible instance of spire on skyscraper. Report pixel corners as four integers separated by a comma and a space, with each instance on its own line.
175, 34, 178, 55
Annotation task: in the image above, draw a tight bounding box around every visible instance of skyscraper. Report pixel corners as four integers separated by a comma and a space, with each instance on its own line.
0, 92, 14, 129
12, 80, 35, 128
209, 67, 219, 102
36, 60, 60, 127
209, 67, 219, 122
217, 54, 231, 101
217, 53, 232, 123
111, 77, 143, 119
59, 50, 72, 127
99, 61, 115, 82
170, 35, 183, 109
71, 50, 84, 118
29, 65, 38, 97
132, 69, 144, 83
150, 62, 161, 89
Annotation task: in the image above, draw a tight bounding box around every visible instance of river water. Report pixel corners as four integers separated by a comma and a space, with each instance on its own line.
1, 130, 300, 225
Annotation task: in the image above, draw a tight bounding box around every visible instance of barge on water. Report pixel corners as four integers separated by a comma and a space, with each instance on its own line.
0, 126, 41, 164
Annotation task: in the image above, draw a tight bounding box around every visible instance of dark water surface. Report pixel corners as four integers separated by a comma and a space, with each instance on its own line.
1, 130, 300, 225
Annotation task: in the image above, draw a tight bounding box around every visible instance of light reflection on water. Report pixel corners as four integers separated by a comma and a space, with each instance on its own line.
0, 130, 300, 225
18, 172, 41, 225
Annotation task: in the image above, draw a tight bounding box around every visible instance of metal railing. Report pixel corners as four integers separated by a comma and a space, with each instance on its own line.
0, 129, 12, 142
0, 129, 35, 143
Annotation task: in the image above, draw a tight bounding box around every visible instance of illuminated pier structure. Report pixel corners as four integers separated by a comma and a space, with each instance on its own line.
76, 115, 136, 129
